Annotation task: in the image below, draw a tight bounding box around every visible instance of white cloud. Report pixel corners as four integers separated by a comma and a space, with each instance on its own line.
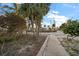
47, 11, 68, 27
52, 11, 59, 14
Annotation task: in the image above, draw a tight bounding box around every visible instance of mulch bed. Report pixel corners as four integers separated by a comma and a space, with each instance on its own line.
0, 34, 47, 56
61, 38, 79, 56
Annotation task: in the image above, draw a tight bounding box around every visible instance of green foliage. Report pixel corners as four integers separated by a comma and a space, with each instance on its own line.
0, 35, 16, 44
0, 3, 50, 38
19, 3, 50, 37
19, 3, 50, 18
61, 19, 79, 36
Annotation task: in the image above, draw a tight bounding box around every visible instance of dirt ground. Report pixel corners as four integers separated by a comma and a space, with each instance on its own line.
0, 34, 47, 56
61, 38, 79, 56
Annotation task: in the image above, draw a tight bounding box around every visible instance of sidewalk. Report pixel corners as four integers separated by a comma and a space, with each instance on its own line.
37, 35, 69, 56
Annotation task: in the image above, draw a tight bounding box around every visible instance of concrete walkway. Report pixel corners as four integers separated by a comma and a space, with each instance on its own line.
37, 35, 69, 56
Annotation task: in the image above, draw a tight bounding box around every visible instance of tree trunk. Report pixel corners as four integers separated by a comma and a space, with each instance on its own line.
35, 20, 40, 40
31, 15, 35, 37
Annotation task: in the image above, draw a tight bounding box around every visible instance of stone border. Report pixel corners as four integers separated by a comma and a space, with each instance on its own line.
37, 35, 49, 56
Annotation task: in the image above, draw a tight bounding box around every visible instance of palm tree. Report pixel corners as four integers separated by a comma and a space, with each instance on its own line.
1, 3, 50, 39
19, 3, 50, 39
33, 4, 50, 38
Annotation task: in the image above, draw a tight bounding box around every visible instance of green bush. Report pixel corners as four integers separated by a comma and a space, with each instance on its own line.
0, 35, 16, 44
61, 20, 79, 36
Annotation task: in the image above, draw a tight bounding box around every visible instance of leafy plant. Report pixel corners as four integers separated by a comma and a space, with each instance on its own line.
0, 35, 16, 44
61, 20, 79, 37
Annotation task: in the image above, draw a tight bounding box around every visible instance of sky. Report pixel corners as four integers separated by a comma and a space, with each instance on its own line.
1, 3, 79, 27
0, 3, 14, 14
42, 3, 79, 27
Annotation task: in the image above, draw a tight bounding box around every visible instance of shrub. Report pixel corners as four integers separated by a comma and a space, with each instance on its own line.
61, 20, 79, 37
0, 14, 26, 34
0, 35, 16, 44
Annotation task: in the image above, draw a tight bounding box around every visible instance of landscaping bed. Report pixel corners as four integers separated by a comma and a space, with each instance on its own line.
61, 38, 79, 56
0, 34, 47, 56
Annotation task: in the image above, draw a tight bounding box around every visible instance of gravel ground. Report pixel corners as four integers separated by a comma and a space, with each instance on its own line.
0, 34, 47, 56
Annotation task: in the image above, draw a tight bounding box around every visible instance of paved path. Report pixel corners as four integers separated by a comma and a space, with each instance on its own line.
37, 34, 69, 56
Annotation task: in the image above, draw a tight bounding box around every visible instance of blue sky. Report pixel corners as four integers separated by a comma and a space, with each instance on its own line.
0, 3, 14, 14
51, 3, 79, 18
1, 3, 79, 27
42, 3, 79, 27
